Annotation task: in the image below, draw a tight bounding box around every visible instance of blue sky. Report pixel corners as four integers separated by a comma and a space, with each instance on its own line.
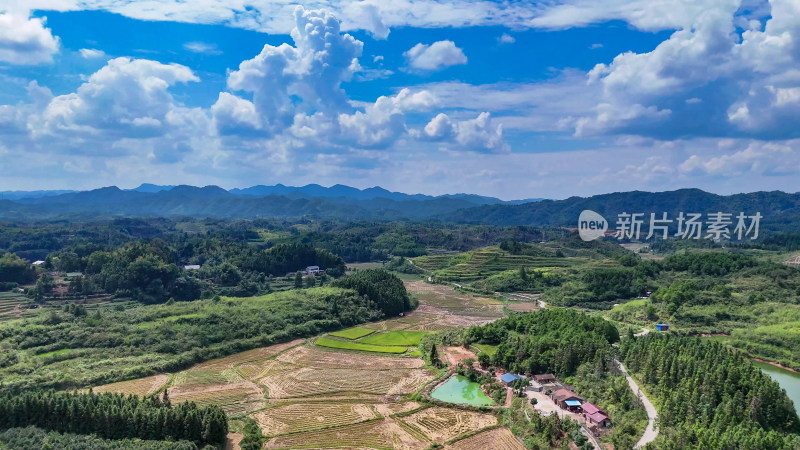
0, 1, 798, 199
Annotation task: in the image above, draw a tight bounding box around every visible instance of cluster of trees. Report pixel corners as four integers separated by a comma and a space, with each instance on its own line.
0, 252, 36, 290
0, 287, 388, 391
620, 335, 800, 449
424, 309, 619, 377
333, 269, 414, 316
41, 240, 346, 304
383, 256, 423, 274
0, 391, 227, 446
0, 426, 198, 449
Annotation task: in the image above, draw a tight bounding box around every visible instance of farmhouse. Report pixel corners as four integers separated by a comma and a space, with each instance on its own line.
581, 402, 611, 427
184, 265, 201, 270
304, 266, 321, 275
656, 323, 670, 331
533, 374, 556, 384
551, 389, 583, 410
32, 260, 45, 266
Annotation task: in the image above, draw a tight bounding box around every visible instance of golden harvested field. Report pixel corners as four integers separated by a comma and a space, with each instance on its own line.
93, 374, 169, 396
374, 401, 422, 417
192, 339, 303, 370
260, 367, 434, 399
447, 426, 526, 450
400, 407, 497, 443
253, 403, 377, 435
277, 345, 424, 369
264, 419, 428, 450
237, 359, 296, 379
168, 381, 265, 416
171, 368, 244, 386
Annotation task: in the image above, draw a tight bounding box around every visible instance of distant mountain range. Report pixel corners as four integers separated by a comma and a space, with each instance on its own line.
1, 184, 798, 234
0, 184, 544, 221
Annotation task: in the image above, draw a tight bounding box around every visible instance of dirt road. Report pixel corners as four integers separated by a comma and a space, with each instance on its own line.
617, 360, 658, 449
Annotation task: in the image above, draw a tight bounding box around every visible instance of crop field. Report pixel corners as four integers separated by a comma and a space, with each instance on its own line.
0, 292, 30, 322
507, 302, 540, 312
315, 337, 408, 353
277, 345, 425, 369
260, 367, 435, 399
264, 418, 428, 449
406, 281, 505, 318
359, 330, 429, 346
168, 381, 265, 416
93, 374, 169, 396
413, 247, 577, 282
447, 426, 525, 450
237, 359, 296, 380
400, 407, 497, 443
253, 403, 378, 435
329, 326, 376, 339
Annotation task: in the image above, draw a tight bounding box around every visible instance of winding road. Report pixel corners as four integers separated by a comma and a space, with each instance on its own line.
617, 359, 658, 449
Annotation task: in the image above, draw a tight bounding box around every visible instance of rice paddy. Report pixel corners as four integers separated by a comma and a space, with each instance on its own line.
329, 326, 376, 339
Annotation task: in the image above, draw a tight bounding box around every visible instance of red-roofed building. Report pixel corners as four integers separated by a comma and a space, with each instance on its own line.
581, 402, 611, 427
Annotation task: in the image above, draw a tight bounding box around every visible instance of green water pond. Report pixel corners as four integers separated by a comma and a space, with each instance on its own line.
753, 361, 800, 414
430, 375, 495, 406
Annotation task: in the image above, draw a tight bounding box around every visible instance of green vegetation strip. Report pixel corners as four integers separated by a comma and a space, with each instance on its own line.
314, 337, 407, 354
359, 330, 429, 346
329, 326, 376, 340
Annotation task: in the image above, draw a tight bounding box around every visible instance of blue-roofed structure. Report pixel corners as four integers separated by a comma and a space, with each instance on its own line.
564, 399, 582, 407
656, 324, 670, 331
500, 373, 523, 386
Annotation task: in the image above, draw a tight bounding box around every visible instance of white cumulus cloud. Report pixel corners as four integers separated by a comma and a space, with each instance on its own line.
0, 12, 59, 65
404, 40, 467, 72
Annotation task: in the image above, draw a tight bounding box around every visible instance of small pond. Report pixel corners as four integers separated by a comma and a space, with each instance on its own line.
430, 375, 495, 406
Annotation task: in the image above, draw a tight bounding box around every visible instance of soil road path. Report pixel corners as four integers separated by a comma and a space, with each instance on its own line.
617, 359, 658, 449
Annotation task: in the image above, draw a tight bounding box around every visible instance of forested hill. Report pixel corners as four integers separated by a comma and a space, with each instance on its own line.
2, 185, 799, 233
442, 188, 800, 233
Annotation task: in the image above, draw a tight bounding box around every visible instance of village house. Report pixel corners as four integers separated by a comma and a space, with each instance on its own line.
581, 402, 611, 427
551, 389, 583, 411
533, 373, 556, 384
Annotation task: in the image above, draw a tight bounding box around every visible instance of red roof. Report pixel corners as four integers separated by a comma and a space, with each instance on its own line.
588, 411, 610, 424
581, 402, 603, 415
551, 389, 582, 402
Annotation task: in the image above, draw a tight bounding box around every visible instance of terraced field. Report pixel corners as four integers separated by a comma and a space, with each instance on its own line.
260, 367, 434, 399
401, 407, 497, 443
447, 426, 526, 450
264, 418, 427, 449
0, 292, 29, 322
92, 374, 169, 396
253, 403, 378, 435
412, 247, 578, 282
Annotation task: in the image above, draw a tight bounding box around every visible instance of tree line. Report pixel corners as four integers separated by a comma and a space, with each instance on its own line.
620, 335, 800, 449
0, 391, 227, 446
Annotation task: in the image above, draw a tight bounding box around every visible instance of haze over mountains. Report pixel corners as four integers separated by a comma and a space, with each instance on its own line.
1, 184, 798, 233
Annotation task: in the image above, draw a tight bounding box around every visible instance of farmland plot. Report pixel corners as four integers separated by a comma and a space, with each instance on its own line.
93, 374, 169, 396
277, 345, 424, 369
400, 407, 497, 443
260, 367, 434, 399
168, 381, 265, 416
447, 426, 525, 450
264, 419, 428, 450
252, 403, 377, 436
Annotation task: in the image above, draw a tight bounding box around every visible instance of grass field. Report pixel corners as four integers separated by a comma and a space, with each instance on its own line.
329, 326, 376, 339
315, 337, 408, 353
359, 330, 429, 346
472, 343, 498, 357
